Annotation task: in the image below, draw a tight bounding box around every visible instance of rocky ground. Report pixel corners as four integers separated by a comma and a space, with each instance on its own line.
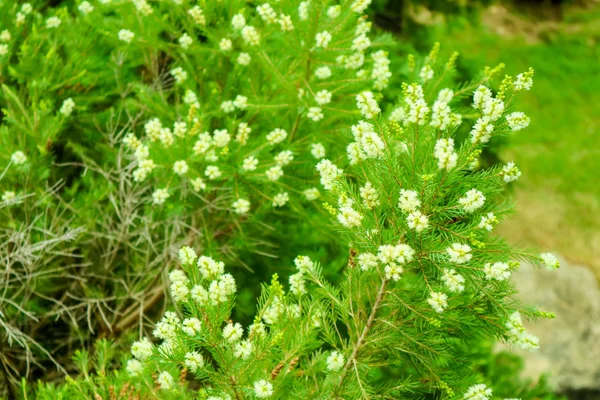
508, 256, 600, 398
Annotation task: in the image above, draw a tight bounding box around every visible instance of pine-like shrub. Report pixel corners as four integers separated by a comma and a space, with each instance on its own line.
1, 0, 559, 398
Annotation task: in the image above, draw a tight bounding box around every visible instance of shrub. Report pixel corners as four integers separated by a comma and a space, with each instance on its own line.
1, 0, 557, 397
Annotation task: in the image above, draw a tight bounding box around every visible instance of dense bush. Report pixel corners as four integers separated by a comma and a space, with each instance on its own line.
0, 0, 560, 398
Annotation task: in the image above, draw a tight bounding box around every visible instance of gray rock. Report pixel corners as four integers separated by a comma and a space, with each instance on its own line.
509, 256, 600, 391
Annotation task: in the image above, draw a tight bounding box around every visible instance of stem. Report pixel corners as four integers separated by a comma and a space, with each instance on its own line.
335, 279, 388, 395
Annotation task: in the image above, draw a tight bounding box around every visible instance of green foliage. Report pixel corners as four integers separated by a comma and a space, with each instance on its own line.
0, 0, 563, 398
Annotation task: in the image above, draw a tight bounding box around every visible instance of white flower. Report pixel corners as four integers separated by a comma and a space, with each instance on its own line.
315, 66, 332, 79
173, 160, 188, 176
434, 138, 458, 170
273, 192, 289, 207
482, 98, 505, 121
372, 50, 392, 90
219, 38, 233, 51
131, 337, 153, 361
182, 318, 202, 336
0, 44, 8, 56
419, 65, 434, 82
442, 269, 465, 293
289, 272, 306, 295
470, 117, 494, 144
257, 3, 277, 24
235, 52, 251, 66
152, 189, 170, 205
316, 159, 342, 190
327, 5, 341, 18
337, 200, 363, 228
311, 143, 326, 159
188, 6, 206, 25
241, 26, 260, 46
178, 246, 197, 265
501, 162, 521, 183
233, 95, 248, 109
157, 371, 174, 390
183, 90, 198, 106
384, 263, 403, 281
427, 291, 448, 313
266, 128, 287, 144
484, 262, 511, 281
279, 14, 294, 31
437, 88, 454, 103
221, 101, 235, 113
234, 340, 254, 359
170, 67, 187, 84
126, 359, 143, 376
359, 182, 380, 210
360, 130, 385, 158
191, 177, 206, 192
296, 1, 310, 20
303, 188, 320, 201
357, 252, 378, 271
191, 285, 209, 305
275, 150, 294, 166
266, 166, 283, 181
21, 4, 33, 14
307, 107, 324, 121
540, 253, 559, 270
326, 351, 345, 371
315, 90, 332, 105
377, 244, 415, 265
398, 189, 420, 212
184, 351, 204, 373
315, 31, 332, 48
170, 280, 189, 302
356, 91, 380, 119
406, 210, 429, 232
463, 384, 492, 400
478, 212, 497, 231
119, 28, 138, 43
473, 86, 492, 110
223, 322, 244, 343
232, 198, 250, 214
458, 189, 486, 213
11, 151, 27, 165
294, 256, 315, 273
205, 166, 222, 180
505, 312, 540, 350
254, 379, 273, 398
505, 112, 530, 131
179, 33, 193, 49
242, 156, 258, 171
446, 243, 472, 264
231, 14, 246, 30
352, 34, 370, 52
236, 122, 251, 144
59, 98, 76, 116
78, 1, 94, 14
46, 17, 61, 28
351, 0, 372, 14
514, 72, 533, 91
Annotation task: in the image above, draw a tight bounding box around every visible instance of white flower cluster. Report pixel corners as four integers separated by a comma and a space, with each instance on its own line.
404, 83, 429, 126
431, 89, 461, 130
427, 291, 448, 313
463, 384, 492, 400
316, 159, 343, 190
446, 243, 472, 264
376, 243, 415, 281
347, 121, 385, 164
433, 138, 458, 171
505, 312, 540, 350
458, 189, 485, 213
483, 261, 511, 281
356, 91, 380, 119
397, 189, 429, 233
337, 197, 363, 228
